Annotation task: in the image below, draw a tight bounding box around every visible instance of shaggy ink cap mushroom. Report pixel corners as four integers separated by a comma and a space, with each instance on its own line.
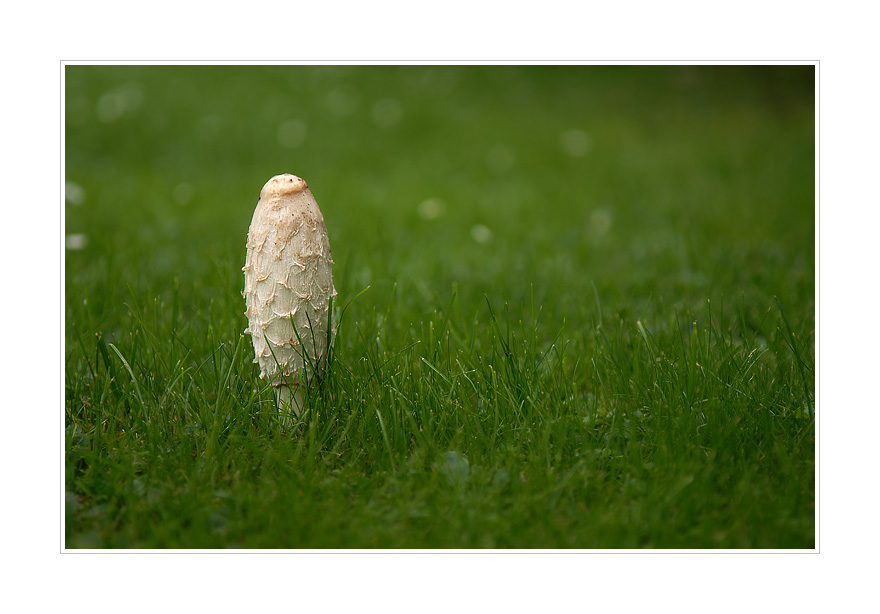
243, 173, 337, 423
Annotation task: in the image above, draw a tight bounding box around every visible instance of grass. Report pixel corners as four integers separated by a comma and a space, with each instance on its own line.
64, 65, 815, 548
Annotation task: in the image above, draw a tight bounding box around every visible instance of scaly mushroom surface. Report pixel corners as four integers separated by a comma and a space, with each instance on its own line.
243, 173, 336, 420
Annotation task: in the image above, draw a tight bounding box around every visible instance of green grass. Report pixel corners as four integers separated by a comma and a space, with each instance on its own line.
64, 65, 815, 548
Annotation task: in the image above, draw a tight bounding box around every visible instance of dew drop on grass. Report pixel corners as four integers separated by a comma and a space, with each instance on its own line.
95, 82, 143, 123
65, 181, 86, 206
131, 479, 146, 497
493, 468, 510, 489
325, 84, 361, 116
418, 198, 446, 221
471, 224, 493, 244
437, 451, 470, 486
589, 208, 612, 236
65, 234, 89, 250
277, 119, 307, 148
560, 129, 593, 157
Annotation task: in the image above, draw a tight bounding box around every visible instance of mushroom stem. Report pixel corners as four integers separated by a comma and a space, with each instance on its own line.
275, 384, 303, 425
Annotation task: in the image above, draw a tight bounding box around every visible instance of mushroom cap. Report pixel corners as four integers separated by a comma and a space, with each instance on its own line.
243, 174, 336, 387
260, 173, 309, 199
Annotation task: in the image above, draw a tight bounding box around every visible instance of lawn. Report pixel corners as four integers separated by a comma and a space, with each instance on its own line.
64, 64, 815, 548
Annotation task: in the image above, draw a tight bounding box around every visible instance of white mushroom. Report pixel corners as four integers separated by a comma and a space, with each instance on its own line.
243, 173, 337, 422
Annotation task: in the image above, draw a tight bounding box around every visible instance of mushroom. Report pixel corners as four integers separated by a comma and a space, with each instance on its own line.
243, 173, 337, 422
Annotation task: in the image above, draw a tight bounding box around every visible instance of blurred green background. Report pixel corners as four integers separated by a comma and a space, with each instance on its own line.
65, 65, 814, 329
